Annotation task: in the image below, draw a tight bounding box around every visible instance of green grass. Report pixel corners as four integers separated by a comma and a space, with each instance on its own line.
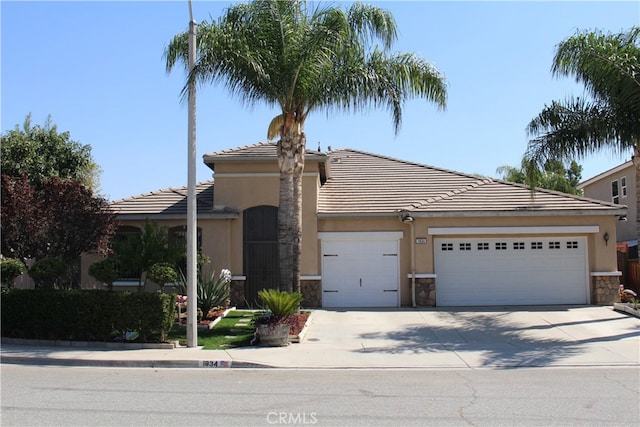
166, 310, 257, 349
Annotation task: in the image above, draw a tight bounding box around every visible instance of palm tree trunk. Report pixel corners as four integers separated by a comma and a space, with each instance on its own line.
634, 145, 640, 242
277, 132, 305, 293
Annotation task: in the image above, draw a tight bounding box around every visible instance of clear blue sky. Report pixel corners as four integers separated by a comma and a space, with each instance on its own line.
2, 1, 638, 201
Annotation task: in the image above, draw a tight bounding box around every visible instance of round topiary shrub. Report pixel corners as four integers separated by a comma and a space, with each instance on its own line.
147, 262, 178, 292
88, 258, 120, 291
29, 257, 67, 289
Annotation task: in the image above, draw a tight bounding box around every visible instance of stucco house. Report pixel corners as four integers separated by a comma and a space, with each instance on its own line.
82, 142, 625, 307
577, 160, 637, 246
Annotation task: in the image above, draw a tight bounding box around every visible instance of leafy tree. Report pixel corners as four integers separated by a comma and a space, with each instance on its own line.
112, 219, 184, 290
525, 27, 640, 235
497, 159, 583, 195
1, 175, 118, 265
1, 114, 100, 191
165, 0, 447, 292
0, 258, 26, 288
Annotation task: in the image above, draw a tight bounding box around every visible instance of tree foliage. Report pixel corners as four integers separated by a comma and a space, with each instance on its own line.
0, 258, 26, 288
1, 175, 118, 264
526, 26, 639, 162
497, 159, 583, 195
1, 114, 100, 191
165, 0, 447, 292
111, 219, 184, 289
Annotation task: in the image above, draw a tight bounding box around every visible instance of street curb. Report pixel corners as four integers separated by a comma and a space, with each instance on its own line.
0, 355, 270, 369
1, 337, 174, 350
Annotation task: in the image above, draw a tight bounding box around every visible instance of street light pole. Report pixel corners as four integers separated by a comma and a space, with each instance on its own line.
186, 0, 198, 348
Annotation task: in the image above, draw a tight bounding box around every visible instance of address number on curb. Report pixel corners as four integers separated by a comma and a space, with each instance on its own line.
199, 360, 232, 368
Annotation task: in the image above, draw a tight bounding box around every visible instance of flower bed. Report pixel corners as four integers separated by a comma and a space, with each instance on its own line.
613, 302, 640, 318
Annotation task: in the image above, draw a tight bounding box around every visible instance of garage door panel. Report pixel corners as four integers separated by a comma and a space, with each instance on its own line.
322, 238, 399, 307
435, 237, 588, 306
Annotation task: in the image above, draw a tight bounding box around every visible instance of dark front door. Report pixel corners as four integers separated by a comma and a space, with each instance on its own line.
243, 205, 278, 307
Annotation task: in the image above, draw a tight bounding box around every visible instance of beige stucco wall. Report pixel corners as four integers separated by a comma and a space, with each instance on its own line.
581, 164, 636, 242
318, 214, 619, 306
213, 160, 321, 276
78, 154, 620, 308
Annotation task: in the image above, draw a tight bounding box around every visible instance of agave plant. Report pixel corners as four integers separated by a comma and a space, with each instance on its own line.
175, 268, 231, 318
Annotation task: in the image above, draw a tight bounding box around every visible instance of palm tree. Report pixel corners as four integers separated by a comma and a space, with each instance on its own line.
165, 0, 447, 293
525, 27, 640, 236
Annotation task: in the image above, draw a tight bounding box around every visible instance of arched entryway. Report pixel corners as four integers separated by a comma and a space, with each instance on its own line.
243, 205, 278, 307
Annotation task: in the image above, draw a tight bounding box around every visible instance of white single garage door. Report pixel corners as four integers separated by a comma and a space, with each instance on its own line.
320, 232, 401, 307
434, 237, 588, 306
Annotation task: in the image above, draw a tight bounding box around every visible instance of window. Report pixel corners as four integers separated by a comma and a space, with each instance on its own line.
112, 226, 142, 281
169, 225, 203, 250
567, 241, 579, 249
477, 242, 489, 251
459, 243, 471, 251
495, 242, 507, 250
612, 180, 619, 204
513, 242, 525, 250
531, 242, 543, 250
621, 176, 627, 198
441, 243, 453, 251
549, 241, 560, 249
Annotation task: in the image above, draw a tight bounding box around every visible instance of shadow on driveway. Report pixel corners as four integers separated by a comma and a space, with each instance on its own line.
349, 307, 639, 367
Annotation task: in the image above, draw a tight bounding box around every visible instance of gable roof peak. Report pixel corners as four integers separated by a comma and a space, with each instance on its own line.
328, 147, 493, 182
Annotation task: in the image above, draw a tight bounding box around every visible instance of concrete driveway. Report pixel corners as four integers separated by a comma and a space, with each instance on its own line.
226, 306, 640, 368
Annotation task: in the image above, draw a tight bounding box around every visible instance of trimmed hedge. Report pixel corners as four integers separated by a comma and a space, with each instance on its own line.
1, 289, 175, 342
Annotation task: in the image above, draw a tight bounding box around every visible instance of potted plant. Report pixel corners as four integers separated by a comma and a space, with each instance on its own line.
254, 289, 303, 347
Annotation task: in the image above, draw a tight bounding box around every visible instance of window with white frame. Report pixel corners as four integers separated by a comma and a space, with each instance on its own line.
612, 179, 620, 204
621, 176, 627, 198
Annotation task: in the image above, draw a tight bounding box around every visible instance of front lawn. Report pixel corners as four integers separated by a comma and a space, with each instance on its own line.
166, 310, 256, 349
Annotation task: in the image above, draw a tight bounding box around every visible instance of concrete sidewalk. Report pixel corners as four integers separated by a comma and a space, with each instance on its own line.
1, 306, 638, 369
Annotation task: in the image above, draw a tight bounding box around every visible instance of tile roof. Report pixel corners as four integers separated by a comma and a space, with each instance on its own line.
203, 141, 326, 168
317, 149, 625, 217
110, 145, 625, 219
110, 180, 236, 218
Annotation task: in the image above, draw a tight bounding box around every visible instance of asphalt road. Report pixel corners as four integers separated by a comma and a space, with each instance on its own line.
1, 365, 638, 426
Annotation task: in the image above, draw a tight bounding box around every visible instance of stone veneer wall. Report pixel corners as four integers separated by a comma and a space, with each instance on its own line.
591, 275, 621, 305
301, 280, 321, 308
415, 278, 436, 307
229, 279, 321, 308
230, 280, 246, 307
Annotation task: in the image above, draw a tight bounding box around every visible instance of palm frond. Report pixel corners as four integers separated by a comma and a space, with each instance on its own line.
526, 97, 629, 165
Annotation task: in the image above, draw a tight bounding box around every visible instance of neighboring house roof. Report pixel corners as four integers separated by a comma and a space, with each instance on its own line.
317, 148, 626, 218
110, 180, 237, 219
577, 160, 634, 190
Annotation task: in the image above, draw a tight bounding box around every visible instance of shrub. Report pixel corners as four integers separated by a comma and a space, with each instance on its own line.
88, 258, 119, 290
175, 268, 231, 317
253, 289, 303, 334
257, 289, 303, 317
1, 258, 26, 288
28, 257, 66, 289
147, 262, 178, 292
0, 289, 174, 342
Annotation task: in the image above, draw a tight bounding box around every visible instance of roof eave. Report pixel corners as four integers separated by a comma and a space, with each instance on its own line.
317, 207, 627, 219
577, 160, 634, 189
116, 212, 239, 221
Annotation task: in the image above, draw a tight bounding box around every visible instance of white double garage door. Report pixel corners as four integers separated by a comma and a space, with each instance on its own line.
319, 232, 589, 307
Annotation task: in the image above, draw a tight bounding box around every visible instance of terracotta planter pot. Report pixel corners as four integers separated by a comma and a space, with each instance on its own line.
256, 323, 290, 347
